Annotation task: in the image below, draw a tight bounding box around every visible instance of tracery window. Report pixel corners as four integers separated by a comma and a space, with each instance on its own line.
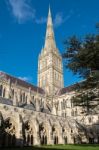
0, 118, 16, 147
39, 123, 47, 145
52, 125, 58, 144
23, 121, 34, 146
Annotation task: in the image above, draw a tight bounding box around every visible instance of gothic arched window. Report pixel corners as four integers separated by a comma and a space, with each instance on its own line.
3, 88, 6, 98
25, 95, 27, 103
0, 85, 3, 96
12, 89, 14, 99
23, 93, 25, 102
20, 94, 22, 102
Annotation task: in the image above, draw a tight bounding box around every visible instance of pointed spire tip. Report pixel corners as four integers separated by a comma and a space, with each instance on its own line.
48, 4, 51, 16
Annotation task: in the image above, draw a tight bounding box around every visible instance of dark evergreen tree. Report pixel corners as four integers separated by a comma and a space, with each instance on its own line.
63, 34, 99, 78
63, 24, 99, 113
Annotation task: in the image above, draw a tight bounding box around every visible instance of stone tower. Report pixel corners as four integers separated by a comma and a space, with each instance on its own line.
38, 6, 64, 95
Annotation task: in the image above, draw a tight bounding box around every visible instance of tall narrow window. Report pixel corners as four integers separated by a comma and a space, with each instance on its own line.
0, 85, 3, 96
20, 94, 22, 102
12, 89, 14, 99
23, 93, 25, 102
3, 88, 6, 98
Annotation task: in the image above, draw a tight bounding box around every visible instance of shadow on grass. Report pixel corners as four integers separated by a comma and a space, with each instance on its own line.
1, 145, 99, 150
0, 145, 74, 150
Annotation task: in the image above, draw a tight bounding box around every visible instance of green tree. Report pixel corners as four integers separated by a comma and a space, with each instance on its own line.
63, 25, 99, 113
63, 34, 99, 78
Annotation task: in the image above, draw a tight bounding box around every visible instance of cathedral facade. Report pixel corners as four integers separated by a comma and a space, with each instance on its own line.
0, 7, 99, 147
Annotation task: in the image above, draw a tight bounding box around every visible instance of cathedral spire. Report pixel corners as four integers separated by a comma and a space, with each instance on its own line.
44, 6, 56, 50
38, 6, 64, 95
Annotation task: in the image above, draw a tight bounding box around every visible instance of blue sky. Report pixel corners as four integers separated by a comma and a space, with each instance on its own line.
0, 0, 99, 87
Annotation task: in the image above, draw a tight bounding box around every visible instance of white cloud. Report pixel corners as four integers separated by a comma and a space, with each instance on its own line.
35, 17, 47, 24
7, 1, 74, 27
8, 0, 35, 23
54, 10, 74, 28
18, 76, 33, 82
54, 13, 64, 27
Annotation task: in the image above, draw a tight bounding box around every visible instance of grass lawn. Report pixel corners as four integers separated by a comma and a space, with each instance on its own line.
41, 144, 99, 150
1, 144, 99, 150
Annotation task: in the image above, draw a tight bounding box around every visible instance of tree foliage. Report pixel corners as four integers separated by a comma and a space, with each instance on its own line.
63, 25, 99, 113
63, 33, 99, 78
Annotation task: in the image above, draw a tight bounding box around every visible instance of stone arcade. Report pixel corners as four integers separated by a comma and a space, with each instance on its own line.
0, 7, 99, 147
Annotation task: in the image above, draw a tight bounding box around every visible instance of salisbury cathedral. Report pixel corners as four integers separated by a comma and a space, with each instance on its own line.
0, 7, 99, 147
